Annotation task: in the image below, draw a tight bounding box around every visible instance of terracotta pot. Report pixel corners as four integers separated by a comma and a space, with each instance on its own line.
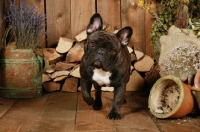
193, 70, 200, 109
148, 75, 194, 118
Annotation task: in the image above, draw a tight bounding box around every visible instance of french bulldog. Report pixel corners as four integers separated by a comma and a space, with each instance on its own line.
80, 13, 133, 120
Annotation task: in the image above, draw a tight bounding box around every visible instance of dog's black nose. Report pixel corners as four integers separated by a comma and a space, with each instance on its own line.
98, 49, 106, 55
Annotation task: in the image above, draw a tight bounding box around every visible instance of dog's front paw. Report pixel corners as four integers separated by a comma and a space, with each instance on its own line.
107, 112, 121, 120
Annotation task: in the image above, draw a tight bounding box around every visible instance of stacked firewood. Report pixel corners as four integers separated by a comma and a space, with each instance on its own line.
41, 26, 154, 92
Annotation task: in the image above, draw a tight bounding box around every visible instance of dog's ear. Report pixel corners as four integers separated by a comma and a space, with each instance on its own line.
116, 26, 133, 46
87, 13, 103, 35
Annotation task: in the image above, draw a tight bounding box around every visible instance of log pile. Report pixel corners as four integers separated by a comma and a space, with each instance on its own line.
42, 27, 155, 92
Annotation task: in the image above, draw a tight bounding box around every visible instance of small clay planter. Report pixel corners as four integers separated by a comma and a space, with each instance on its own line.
148, 75, 194, 118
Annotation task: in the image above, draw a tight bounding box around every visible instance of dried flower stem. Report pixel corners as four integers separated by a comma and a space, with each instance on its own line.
138, 0, 168, 31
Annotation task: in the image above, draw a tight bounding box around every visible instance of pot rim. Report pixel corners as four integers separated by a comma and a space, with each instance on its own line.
148, 75, 185, 118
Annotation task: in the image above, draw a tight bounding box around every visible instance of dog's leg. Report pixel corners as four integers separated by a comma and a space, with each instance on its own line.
92, 83, 102, 110
107, 85, 126, 120
81, 79, 94, 106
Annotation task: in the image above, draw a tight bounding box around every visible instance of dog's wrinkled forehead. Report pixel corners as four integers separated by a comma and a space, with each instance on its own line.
87, 31, 120, 48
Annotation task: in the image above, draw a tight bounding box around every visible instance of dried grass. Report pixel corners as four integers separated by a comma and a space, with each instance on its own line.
159, 43, 200, 77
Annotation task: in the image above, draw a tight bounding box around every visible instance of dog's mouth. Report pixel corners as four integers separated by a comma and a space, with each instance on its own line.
86, 55, 111, 71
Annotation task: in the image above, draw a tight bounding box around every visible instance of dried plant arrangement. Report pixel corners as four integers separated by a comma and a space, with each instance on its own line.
5, 0, 45, 49
159, 43, 200, 77
138, 0, 179, 58
138, 0, 200, 59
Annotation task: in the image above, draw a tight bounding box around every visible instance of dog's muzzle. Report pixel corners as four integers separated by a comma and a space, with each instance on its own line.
93, 59, 102, 68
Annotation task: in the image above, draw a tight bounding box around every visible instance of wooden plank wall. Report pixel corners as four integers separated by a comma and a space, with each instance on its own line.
0, 0, 155, 55
121, 0, 146, 52
46, 0, 72, 48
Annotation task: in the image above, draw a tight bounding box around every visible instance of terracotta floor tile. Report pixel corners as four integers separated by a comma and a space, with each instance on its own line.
104, 91, 143, 109
40, 108, 76, 119
44, 92, 77, 109
192, 116, 200, 128
0, 96, 48, 132
77, 91, 91, 110
152, 114, 196, 123
40, 92, 77, 120
76, 91, 116, 132
116, 126, 158, 132
123, 92, 143, 108
13, 95, 49, 108
114, 108, 160, 132
31, 92, 77, 132
0, 91, 200, 132
0, 114, 41, 132
31, 118, 75, 132
157, 122, 200, 132
75, 110, 117, 132
0, 97, 17, 117
132, 92, 149, 107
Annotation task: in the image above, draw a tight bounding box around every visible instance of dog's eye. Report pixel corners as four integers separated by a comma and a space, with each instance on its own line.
110, 49, 116, 55
90, 42, 96, 47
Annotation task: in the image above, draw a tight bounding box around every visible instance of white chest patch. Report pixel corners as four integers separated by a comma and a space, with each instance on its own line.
92, 68, 112, 86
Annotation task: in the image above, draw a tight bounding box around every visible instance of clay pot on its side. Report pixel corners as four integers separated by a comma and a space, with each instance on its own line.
148, 75, 194, 118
